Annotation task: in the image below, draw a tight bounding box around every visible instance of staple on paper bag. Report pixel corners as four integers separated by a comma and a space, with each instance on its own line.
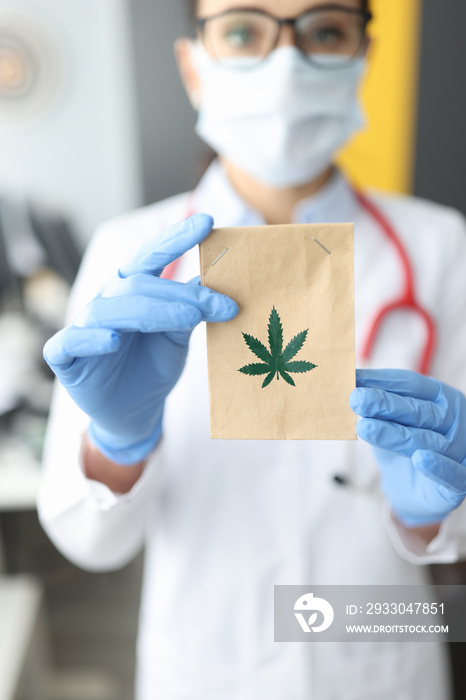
199, 223, 356, 440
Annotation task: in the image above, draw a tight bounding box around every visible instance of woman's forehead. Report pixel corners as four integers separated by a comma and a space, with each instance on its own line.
196, 0, 363, 16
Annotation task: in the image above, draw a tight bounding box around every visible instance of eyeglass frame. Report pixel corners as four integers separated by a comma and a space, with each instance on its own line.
193, 4, 373, 69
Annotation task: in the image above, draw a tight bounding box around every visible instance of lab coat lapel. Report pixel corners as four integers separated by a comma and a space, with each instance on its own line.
192, 160, 358, 228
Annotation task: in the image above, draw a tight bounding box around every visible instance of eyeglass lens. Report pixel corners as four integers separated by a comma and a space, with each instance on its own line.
200, 8, 368, 67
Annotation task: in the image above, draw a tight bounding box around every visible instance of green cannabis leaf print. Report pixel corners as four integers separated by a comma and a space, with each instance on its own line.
239, 307, 317, 388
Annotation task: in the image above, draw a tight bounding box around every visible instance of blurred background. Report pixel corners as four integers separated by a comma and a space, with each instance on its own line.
0, 1, 465, 699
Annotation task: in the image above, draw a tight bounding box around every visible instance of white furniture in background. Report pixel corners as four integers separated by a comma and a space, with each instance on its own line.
0, 448, 41, 514
0, 575, 48, 700
0, 435, 46, 700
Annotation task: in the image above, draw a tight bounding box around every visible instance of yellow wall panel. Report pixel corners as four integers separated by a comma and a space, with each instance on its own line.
336, 0, 422, 194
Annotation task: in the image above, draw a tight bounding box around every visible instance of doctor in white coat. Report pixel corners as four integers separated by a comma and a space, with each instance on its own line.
38, 0, 466, 698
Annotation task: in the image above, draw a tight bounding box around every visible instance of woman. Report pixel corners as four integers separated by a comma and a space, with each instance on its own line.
38, 0, 466, 698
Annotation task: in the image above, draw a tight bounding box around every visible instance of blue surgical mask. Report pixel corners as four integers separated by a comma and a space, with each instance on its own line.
189, 44, 366, 188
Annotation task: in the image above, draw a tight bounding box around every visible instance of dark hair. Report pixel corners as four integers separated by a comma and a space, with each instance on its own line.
187, 1, 371, 18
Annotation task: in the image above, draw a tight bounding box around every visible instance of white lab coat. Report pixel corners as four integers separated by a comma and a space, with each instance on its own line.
38, 162, 466, 700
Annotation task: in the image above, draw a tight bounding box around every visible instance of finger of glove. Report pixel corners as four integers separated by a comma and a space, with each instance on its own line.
163, 277, 204, 346
412, 449, 466, 496
357, 417, 451, 458
101, 273, 238, 322
350, 386, 451, 433
76, 297, 203, 333
43, 327, 121, 369
356, 369, 440, 401
119, 214, 213, 278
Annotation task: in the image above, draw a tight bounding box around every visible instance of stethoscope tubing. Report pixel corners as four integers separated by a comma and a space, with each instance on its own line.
354, 190, 436, 376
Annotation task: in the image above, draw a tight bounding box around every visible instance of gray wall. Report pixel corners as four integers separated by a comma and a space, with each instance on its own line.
128, 1, 207, 205
414, 0, 466, 215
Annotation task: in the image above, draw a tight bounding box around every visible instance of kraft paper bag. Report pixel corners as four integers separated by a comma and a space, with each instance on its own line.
199, 223, 356, 440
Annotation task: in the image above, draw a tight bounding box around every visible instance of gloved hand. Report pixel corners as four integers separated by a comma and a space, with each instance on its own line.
43, 214, 238, 465
350, 369, 466, 527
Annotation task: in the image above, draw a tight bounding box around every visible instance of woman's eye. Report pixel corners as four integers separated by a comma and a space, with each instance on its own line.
312, 27, 344, 45
224, 26, 256, 47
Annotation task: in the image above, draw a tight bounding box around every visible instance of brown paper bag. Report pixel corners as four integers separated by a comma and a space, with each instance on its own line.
199, 223, 356, 440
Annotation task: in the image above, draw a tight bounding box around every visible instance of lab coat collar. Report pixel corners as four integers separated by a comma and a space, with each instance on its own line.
191, 159, 358, 227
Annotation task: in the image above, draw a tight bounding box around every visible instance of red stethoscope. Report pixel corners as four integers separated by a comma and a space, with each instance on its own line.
163, 189, 436, 376
353, 190, 436, 375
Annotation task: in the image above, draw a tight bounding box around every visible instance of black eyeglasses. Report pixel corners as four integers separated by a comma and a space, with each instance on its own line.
194, 4, 372, 69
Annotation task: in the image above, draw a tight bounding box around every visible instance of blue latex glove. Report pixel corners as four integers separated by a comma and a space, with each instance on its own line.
43, 214, 238, 465
350, 369, 466, 527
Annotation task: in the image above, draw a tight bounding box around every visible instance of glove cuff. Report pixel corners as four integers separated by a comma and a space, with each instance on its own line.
87, 420, 163, 466
391, 507, 447, 529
